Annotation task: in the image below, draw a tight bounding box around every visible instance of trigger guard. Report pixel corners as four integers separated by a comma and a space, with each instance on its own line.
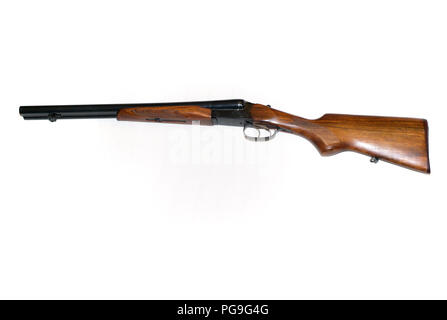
243, 123, 278, 142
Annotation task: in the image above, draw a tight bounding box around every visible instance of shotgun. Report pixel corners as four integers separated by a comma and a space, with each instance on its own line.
19, 99, 430, 173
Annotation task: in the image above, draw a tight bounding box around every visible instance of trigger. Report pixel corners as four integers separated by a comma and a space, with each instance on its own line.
243, 123, 278, 142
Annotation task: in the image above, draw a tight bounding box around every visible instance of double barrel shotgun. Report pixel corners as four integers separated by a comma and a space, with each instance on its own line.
19, 99, 430, 173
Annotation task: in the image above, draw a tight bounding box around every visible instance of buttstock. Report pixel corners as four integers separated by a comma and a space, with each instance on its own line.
249, 104, 430, 173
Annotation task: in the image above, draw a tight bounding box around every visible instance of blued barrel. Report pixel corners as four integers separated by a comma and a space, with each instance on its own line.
19, 99, 245, 121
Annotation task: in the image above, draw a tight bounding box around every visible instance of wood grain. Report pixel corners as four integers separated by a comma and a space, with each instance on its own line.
117, 105, 213, 125
249, 104, 430, 173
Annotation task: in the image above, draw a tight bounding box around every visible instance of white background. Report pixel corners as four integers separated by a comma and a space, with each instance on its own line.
0, 0, 446, 299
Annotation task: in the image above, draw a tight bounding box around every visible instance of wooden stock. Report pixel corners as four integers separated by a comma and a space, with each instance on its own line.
249, 104, 430, 173
116, 103, 430, 173
117, 105, 213, 125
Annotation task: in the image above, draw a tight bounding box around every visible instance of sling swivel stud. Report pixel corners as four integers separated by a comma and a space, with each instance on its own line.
48, 113, 60, 122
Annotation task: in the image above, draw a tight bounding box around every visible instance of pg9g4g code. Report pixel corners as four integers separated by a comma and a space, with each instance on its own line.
221, 305, 269, 316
